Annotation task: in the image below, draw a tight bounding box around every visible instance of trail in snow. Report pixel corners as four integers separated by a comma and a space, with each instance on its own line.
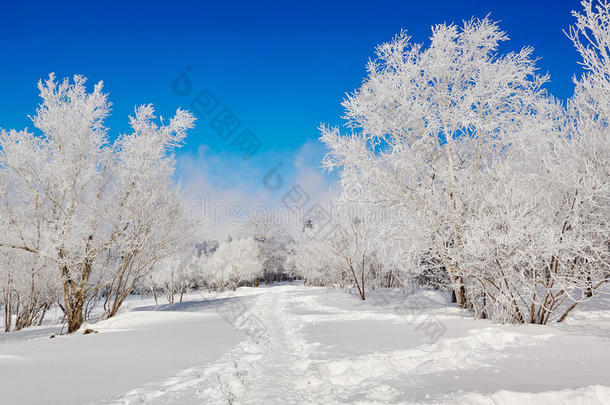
109, 284, 610, 405
113, 285, 323, 404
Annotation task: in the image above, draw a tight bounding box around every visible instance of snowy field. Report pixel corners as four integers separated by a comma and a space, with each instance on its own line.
1, 283, 609, 405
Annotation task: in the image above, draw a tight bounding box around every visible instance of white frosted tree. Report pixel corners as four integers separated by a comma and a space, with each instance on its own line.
204, 238, 263, 291
240, 214, 293, 283
322, 17, 548, 308
320, 6, 609, 323
290, 194, 415, 299
151, 248, 198, 304
289, 216, 346, 288
0, 74, 194, 332
0, 249, 58, 331
0, 75, 115, 332
102, 105, 194, 317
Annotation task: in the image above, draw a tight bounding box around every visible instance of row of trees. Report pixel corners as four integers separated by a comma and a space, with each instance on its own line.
146, 219, 294, 303
0, 108, 296, 334
149, 238, 262, 303
289, 198, 410, 300
291, 0, 609, 324
1, 1, 607, 333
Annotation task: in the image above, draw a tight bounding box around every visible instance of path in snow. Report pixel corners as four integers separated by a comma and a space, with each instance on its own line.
113, 285, 323, 404
110, 284, 610, 405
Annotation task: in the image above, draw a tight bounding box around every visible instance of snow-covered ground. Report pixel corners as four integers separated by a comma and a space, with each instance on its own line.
1, 283, 609, 404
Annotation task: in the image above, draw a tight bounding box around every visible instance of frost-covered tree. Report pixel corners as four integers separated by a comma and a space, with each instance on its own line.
240, 214, 293, 283
151, 247, 199, 304
453, 2, 610, 323
290, 196, 414, 299
322, 17, 548, 307
0, 75, 116, 332
0, 74, 194, 332
102, 105, 194, 318
320, 6, 609, 323
289, 214, 345, 288
0, 250, 57, 331
204, 238, 263, 291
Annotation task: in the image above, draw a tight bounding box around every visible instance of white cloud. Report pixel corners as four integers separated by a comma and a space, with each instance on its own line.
175, 141, 337, 240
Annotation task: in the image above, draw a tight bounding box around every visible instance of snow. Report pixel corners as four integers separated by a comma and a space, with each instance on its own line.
0, 295, 241, 405
1, 283, 609, 404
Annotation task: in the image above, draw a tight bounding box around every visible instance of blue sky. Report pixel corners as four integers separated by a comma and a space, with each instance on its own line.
0, 0, 584, 234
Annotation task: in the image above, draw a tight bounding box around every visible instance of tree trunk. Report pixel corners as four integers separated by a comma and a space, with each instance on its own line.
3, 295, 12, 332
150, 276, 158, 306
3, 276, 13, 332
479, 295, 487, 319
360, 258, 366, 300
67, 299, 84, 333
454, 277, 467, 308
60, 258, 92, 334
37, 302, 51, 326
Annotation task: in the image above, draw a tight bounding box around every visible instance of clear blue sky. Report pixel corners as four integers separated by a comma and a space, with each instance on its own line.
0, 0, 583, 192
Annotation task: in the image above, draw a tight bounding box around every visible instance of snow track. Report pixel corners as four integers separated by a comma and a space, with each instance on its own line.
107, 285, 610, 405
113, 286, 324, 404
